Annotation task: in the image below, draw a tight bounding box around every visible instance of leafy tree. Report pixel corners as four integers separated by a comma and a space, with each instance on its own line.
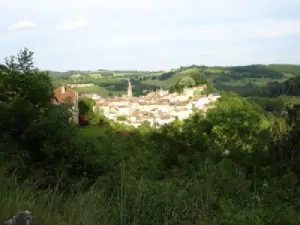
207, 92, 270, 154
177, 76, 196, 88
159, 71, 176, 80
188, 69, 208, 85
0, 64, 9, 72
79, 97, 96, 116
169, 76, 196, 93
0, 48, 53, 139
0, 49, 107, 188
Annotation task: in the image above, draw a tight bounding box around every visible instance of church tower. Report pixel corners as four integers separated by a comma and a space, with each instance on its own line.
127, 79, 132, 98
127, 79, 133, 116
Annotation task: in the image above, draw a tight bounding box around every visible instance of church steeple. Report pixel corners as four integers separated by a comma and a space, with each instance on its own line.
127, 79, 132, 98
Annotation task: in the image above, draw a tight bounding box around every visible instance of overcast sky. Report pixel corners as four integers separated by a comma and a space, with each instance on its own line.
0, 0, 300, 71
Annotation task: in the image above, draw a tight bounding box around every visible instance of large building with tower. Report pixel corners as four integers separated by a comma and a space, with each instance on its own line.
92, 81, 220, 127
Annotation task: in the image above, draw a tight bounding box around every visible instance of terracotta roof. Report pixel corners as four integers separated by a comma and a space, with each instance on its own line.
156, 101, 169, 105
138, 102, 151, 105
175, 108, 189, 112
96, 101, 108, 106
159, 115, 172, 120
53, 86, 76, 104
139, 101, 169, 106
172, 101, 189, 106
131, 110, 150, 117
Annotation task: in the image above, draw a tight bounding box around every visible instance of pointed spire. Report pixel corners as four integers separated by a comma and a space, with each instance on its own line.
127, 79, 132, 98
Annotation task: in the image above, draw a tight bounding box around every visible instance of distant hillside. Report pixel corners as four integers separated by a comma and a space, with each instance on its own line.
268, 64, 300, 75
47, 64, 300, 97
47, 69, 162, 78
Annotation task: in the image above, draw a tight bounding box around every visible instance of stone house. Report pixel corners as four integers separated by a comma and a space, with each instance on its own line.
50, 85, 79, 124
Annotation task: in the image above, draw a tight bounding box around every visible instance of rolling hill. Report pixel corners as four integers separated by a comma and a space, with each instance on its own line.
47, 64, 300, 97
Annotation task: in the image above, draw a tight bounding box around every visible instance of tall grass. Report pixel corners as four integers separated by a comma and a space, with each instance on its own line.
1, 162, 300, 225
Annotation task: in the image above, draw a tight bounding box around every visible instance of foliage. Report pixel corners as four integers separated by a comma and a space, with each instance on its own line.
169, 76, 196, 93
269, 64, 300, 75
185, 68, 208, 85
117, 115, 127, 121
248, 97, 285, 114
0, 49, 107, 188
2, 50, 300, 224
158, 71, 176, 80
231, 65, 284, 79
78, 97, 96, 116
177, 76, 196, 87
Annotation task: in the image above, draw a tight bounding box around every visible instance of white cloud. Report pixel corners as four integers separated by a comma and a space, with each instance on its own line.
9, 20, 37, 30
57, 19, 88, 31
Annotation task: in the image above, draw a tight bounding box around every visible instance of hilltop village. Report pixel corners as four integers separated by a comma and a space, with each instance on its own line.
52, 80, 220, 127
86, 80, 220, 127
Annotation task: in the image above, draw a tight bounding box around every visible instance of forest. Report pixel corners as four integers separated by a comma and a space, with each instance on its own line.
1, 49, 300, 224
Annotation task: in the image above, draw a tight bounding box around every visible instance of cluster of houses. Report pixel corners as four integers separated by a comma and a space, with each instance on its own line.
50, 80, 221, 127
92, 81, 220, 127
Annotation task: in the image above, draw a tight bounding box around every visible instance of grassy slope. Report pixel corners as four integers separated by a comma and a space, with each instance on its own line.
279, 95, 300, 105
143, 66, 293, 89
269, 64, 300, 75
2, 153, 300, 225
73, 86, 109, 96
50, 64, 300, 96
221, 77, 289, 87
142, 68, 200, 88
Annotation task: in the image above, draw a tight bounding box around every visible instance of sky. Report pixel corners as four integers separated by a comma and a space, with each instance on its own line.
0, 0, 300, 71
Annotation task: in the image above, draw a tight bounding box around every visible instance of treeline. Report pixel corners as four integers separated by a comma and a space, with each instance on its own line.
143, 65, 286, 86
96, 79, 158, 96
213, 65, 284, 84
215, 75, 300, 98
269, 64, 300, 75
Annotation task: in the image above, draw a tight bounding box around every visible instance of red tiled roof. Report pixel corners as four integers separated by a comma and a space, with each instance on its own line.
159, 115, 171, 120
175, 108, 189, 112
53, 86, 76, 104
172, 101, 189, 106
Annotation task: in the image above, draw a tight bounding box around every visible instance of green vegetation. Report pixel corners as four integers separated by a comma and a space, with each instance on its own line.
49, 63, 300, 99
168, 68, 213, 94
78, 97, 96, 116
269, 64, 300, 75
2, 49, 300, 224
74, 85, 110, 96
117, 115, 127, 121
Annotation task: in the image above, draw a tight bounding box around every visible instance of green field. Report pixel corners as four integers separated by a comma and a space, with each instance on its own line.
222, 77, 289, 87
142, 68, 200, 88
73, 86, 109, 96
74, 86, 126, 97
204, 67, 225, 74
279, 95, 300, 105
269, 64, 300, 75
49, 64, 300, 97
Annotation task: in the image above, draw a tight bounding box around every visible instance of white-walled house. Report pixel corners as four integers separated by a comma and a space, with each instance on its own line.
195, 97, 210, 109
92, 85, 220, 127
